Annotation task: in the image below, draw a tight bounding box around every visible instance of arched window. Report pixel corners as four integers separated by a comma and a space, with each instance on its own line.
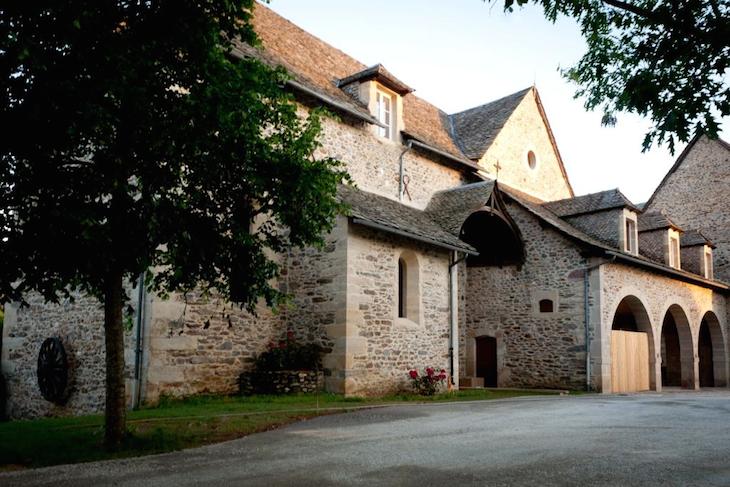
396, 251, 420, 323
538, 299, 554, 313
398, 258, 407, 318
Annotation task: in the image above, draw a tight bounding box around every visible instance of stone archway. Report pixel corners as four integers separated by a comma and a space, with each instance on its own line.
699, 311, 727, 387
610, 295, 655, 392
660, 305, 696, 389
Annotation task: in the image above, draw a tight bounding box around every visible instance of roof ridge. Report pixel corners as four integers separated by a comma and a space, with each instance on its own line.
448, 87, 532, 117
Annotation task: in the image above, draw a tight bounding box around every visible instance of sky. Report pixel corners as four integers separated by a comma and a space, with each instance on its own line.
266, 0, 728, 203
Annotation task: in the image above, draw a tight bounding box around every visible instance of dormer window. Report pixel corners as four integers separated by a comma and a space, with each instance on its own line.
704, 248, 714, 279
668, 233, 681, 269
624, 213, 638, 255
376, 89, 395, 139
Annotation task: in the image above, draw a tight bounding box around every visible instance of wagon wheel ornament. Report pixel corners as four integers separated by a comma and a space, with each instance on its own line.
37, 337, 69, 403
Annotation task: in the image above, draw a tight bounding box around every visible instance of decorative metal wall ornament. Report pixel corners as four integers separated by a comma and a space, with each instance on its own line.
37, 337, 69, 403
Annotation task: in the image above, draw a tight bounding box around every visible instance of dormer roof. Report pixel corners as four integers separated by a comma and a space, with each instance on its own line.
337, 64, 414, 95
638, 211, 683, 233
681, 229, 716, 249
542, 189, 640, 218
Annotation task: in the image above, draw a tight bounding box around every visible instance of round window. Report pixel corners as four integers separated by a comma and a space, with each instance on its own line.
527, 150, 537, 170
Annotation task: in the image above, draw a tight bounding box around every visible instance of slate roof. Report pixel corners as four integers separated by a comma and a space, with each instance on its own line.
448, 88, 532, 160
543, 189, 639, 217
248, 4, 466, 160
426, 181, 496, 236
248, 4, 572, 191
681, 229, 715, 248
337, 64, 414, 95
338, 185, 476, 254
638, 211, 682, 232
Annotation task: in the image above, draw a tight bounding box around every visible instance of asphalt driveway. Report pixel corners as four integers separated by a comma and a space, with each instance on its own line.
3, 391, 730, 486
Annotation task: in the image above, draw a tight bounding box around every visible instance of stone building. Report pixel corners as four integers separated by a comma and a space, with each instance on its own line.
2, 4, 729, 418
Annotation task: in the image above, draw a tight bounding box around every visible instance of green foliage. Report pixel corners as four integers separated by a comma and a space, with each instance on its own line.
0, 0, 349, 310
498, 0, 730, 152
254, 332, 323, 371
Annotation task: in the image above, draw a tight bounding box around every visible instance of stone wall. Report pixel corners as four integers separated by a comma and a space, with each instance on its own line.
315, 111, 470, 210
462, 200, 589, 390
647, 136, 730, 281
594, 262, 728, 392
341, 225, 452, 395
477, 89, 573, 202
144, 217, 349, 403
1, 290, 138, 418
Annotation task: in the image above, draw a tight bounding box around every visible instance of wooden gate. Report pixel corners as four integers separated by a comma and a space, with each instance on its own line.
611, 330, 650, 393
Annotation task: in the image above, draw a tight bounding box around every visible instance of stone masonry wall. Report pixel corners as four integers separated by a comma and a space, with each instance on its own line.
478, 89, 573, 202
145, 217, 348, 403
595, 262, 728, 392
2, 290, 137, 419
315, 111, 469, 210
647, 136, 730, 282
462, 200, 589, 390
342, 225, 452, 395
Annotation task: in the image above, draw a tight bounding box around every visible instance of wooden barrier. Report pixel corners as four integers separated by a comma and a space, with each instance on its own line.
611, 330, 650, 393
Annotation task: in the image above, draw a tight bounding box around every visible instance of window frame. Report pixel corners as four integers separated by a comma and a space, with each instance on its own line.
668, 233, 681, 269
704, 247, 714, 280
623, 214, 638, 255
375, 88, 395, 140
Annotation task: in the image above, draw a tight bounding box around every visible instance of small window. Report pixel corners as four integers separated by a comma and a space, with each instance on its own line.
669, 235, 680, 269
376, 90, 394, 139
527, 150, 537, 170
398, 258, 406, 318
539, 299, 554, 313
624, 217, 637, 254
705, 249, 714, 280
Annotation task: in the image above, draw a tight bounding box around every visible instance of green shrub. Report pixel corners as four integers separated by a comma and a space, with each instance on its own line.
254, 331, 322, 371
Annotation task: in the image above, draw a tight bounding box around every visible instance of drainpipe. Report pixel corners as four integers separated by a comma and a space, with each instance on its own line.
582, 256, 615, 391
133, 272, 146, 409
398, 140, 413, 202
449, 251, 467, 387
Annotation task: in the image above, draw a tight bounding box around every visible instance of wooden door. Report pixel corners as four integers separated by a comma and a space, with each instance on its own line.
476, 336, 497, 387
611, 330, 650, 393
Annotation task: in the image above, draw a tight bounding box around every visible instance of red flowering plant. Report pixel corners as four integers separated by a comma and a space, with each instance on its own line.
408, 367, 448, 396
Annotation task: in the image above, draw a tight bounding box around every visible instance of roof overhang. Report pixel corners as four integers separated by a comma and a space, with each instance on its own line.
338, 64, 414, 95
350, 217, 478, 255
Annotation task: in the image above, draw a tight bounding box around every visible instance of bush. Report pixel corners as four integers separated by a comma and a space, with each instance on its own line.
408, 367, 447, 396
254, 331, 322, 372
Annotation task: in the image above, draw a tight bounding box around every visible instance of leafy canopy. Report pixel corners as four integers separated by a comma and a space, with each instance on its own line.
500, 0, 729, 152
1, 0, 349, 310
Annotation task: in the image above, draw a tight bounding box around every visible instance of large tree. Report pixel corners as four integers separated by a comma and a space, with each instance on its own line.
1, 0, 347, 448
500, 0, 729, 152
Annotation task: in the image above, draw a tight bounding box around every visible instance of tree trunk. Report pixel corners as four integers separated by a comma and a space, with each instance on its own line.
104, 269, 127, 449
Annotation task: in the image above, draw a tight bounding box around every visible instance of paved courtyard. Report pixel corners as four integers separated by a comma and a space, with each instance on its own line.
3, 391, 730, 486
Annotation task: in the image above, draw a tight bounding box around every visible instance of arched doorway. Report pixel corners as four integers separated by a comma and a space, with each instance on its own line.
699, 311, 726, 387
475, 336, 497, 387
660, 305, 695, 389
610, 296, 654, 392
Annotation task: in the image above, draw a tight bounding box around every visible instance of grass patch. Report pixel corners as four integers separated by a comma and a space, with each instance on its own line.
0, 388, 561, 470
